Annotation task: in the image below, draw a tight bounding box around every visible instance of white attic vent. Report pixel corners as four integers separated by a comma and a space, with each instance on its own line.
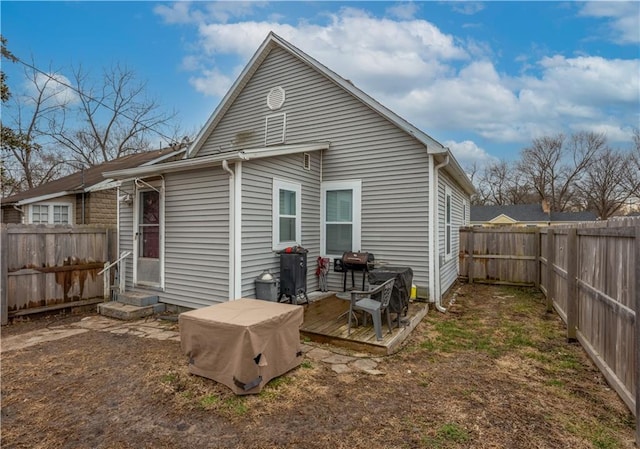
267, 86, 286, 110
303, 153, 311, 170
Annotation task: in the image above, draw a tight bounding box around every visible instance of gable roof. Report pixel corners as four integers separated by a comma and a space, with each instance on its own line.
1, 147, 184, 206
471, 204, 597, 223
186, 32, 475, 195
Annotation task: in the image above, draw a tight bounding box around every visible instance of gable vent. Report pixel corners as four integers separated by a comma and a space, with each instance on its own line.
267, 86, 286, 110
303, 153, 311, 170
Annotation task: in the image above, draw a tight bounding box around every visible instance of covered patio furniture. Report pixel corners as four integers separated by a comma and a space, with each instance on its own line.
347, 278, 395, 341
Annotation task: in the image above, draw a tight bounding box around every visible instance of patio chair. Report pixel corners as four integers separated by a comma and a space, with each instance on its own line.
347, 278, 395, 341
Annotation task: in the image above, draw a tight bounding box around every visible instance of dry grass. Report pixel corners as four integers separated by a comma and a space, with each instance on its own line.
1, 283, 635, 448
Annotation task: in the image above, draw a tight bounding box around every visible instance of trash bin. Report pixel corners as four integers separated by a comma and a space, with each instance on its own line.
255, 270, 279, 301
368, 266, 413, 316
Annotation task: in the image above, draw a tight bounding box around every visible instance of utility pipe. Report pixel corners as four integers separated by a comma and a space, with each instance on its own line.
221, 160, 236, 300
432, 153, 450, 313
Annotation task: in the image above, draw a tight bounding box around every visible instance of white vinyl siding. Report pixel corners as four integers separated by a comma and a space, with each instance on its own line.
240, 153, 321, 298
162, 168, 230, 308
445, 186, 452, 260
118, 182, 135, 290
272, 178, 301, 250
440, 172, 467, 295
198, 46, 432, 292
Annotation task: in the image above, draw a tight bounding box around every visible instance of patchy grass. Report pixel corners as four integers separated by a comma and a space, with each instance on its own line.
1, 283, 634, 449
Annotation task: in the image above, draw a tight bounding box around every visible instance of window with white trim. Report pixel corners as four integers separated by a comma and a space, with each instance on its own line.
321, 180, 361, 257
272, 179, 301, 250
29, 203, 72, 224
463, 199, 468, 226
445, 187, 452, 259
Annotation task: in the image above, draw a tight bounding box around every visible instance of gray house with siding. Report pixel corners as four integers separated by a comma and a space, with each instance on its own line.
104, 32, 474, 312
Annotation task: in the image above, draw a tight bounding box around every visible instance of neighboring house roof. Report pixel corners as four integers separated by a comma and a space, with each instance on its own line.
182, 32, 474, 195
471, 204, 597, 224
1, 148, 184, 206
550, 210, 598, 222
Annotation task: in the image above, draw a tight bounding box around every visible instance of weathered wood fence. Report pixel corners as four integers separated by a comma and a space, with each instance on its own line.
459, 217, 639, 443
1, 224, 117, 324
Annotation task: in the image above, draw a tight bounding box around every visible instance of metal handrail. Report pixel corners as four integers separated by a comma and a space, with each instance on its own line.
98, 251, 132, 275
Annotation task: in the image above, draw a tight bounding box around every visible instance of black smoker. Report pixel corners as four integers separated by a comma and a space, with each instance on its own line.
278, 247, 308, 305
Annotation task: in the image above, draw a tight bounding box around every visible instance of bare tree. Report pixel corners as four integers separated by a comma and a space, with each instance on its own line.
575, 147, 638, 219
2, 56, 67, 193
46, 64, 177, 168
471, 160, 534, 206
518, 132, 605, 212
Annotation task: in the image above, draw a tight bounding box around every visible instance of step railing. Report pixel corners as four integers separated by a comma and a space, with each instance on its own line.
99, 251, 132, 300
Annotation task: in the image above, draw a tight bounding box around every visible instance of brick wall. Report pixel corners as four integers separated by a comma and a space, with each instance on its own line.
77, 189, 117, 225
2, 206, 23, 224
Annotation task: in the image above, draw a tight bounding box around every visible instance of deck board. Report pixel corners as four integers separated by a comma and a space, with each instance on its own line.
300, 294, 429, 355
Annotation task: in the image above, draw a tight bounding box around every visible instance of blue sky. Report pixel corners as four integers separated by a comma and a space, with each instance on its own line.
2, 1, 639, 167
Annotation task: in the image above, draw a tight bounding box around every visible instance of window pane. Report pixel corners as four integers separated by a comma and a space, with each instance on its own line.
326, 223, 352, 254
446, 225, 451, 254
33, 205, 48, 224
279, 217, 296, 242
140, 226, 160, 258
446, 195, 451, 224
53, 205, 69, 224
326, 190, 352, 222
279, 189, 296, 215
141, 191, 160, 224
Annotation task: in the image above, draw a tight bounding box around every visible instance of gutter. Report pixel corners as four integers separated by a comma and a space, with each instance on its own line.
429, 153, 450, 313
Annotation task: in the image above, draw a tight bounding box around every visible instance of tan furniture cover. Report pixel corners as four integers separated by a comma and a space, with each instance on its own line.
179, 299, 304, 395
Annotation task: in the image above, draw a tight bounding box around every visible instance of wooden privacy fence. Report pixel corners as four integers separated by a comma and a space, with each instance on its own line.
1, 224, 117, 324
459, 217, 640, 443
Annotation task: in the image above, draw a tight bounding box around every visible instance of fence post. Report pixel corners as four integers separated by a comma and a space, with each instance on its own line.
103, 261, 110, 300
566, 228, 578, 341
1, 226, 8, 326
467, 228, 474, 284
546, 228, 555, 313
534, 228, 541, 289
634, 225, 640, 446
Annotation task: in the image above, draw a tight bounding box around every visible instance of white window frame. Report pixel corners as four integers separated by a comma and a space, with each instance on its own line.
321, 180, 362, 258
445, 187, 452, 260
272, 178, 302, 251
29, 202, 72, 224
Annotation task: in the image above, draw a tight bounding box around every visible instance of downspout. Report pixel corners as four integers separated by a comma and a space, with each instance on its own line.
221, 160, 236, 300
222, 160, 242, 300
430, 153, 450, 313
12, 205, 24, 224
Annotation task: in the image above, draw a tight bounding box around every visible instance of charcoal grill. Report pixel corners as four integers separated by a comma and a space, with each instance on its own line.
336, 251, 374, 291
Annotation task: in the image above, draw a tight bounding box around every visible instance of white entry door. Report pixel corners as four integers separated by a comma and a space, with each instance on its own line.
136, 189, 161, 287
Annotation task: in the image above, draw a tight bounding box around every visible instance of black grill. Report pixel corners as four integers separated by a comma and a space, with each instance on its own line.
337, 251, 374, 291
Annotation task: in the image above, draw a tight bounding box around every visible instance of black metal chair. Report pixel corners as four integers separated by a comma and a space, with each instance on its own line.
347, 278, 395, 341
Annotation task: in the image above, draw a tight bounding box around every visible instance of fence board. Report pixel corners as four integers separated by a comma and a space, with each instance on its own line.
459, 217, 639, 437
1, 224, 116, 318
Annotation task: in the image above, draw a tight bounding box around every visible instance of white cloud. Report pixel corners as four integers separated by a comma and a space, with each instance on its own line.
386, 2, 420, 20
451, 2, 485, 16
158, 4, 639, 149
444, 139, 498, 167
24, 73, 79, 107
579, 2, 640, 44
189, 68, 236, 97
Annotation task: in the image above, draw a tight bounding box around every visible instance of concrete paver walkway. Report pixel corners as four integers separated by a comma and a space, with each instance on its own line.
1, 315, 385, 374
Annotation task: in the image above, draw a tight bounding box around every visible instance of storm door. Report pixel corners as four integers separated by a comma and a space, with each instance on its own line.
136, 189, 161, 286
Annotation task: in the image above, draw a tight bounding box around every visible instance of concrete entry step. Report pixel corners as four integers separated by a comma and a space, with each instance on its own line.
98, 301, 165, 321
116, 291, 160, 307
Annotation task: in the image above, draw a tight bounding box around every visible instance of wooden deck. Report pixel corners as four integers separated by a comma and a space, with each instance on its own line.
300, 293, 429, 355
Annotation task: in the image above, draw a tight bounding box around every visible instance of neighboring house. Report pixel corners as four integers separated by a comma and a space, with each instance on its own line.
104, 32, 475, 311
1, 148, 183, 226
470, 203, 597, 227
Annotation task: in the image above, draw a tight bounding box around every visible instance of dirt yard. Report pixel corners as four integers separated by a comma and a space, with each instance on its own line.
1, 284, 635, 449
